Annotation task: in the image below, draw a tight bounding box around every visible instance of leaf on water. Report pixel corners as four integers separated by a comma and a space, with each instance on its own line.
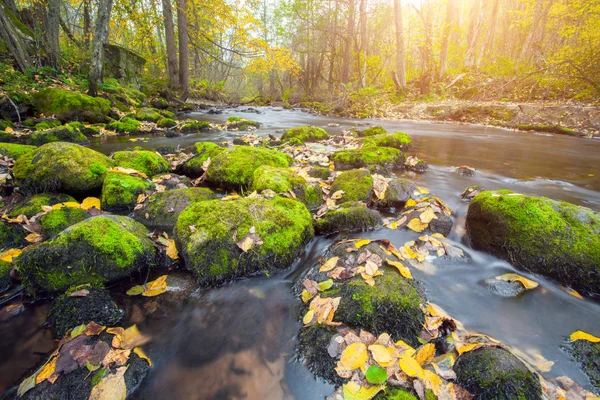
331, 190, 345, 200
0, 248, 22, 262
317, 279, 334, 291
343, 381, 385, 400
386, 259, 412, 280
133, 347, 152, 367
71, 323, 86, 338
414, 343, 435, 366
35, 357, 57, 384
419, 208, 437, 224
365, 365, 388, 385
355, 239, 371, 249
81, 197, 101, 210
165, 240, 179, 259
399, 353, 424, 379
570, 330, 600, 343
405, 199, 417, 208
368, 344, 392, 365
319, 256, 339, 272
339, 342, 368, 371
495, 273, 539, 290
142, 275, 168, 297
89, 366, 128, 400
407, 218, 428, 233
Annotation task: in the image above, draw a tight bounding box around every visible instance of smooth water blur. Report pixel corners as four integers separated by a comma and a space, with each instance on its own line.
2, 107, 600, 398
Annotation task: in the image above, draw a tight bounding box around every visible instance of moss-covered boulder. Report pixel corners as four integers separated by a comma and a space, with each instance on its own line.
315, 202, 382, 235
206, 146, 292, 189
179, 120, 210, 133
358, 126, 387, 137
14, 142, 114, 195
107, 117, 142, 135
178, 142, 224, 178
0, 221, 27, 251
28, 124, 88, 146
101, 172, 153, 212
0, 260, 12, 293
8, 193, 77, 218
305, 185, 323, 211
330, 169, 373, 204
151, 173, 191, 190
135, 107, 163, 122
174, 197, 313, 285
226, 116, 261, 130
466, 191, 600, 297
150, 97, 169, 109
375, 388, 419, 400
331, 146, 404, 170
377, 178, 418, 208
46, 288, 124, 337
32, 88, 111, 123
133, 187, 217, 232
252, 165, 306, 195
455, 347, 542, 400
112, 150, 170, 176
363, 131, 412, 150
281, 126, 329, 144
16, 215, 157, 293
568, 339, 600, 394
40, 207, 90, 238
308, 166, 331, 180
157, 117, 176, 128
33, 119, 61, 131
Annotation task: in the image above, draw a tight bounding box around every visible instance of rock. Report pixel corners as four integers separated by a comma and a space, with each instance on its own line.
157, 117, 176, 128
0, 260, 12, 294
8, 193, 77, 218
174, 197, 313, 285
226, 117, 261, 130
281, 126, 330, 144
251, 165, 306, 195
460, 185, 483, 200
206, 146, 292, 189
377, 178, 418, 208
0, 143, 36, 159
16, 215, 157, 293
0, 221, 27, 251
13, 142, 114, 195
40, 207, 91, 238
178, 142, 224, 178
456, 166, 476, 176
32, 88, 111, 124
405, 157, 428, 173
567, 339, 600, 394
68, 121, 101, 137
133, 187, 217, 232
107, 117, 142, 135
304, 185, 323, 211
101, 172, 153, 212
401, 198, 454, 236
466, 190, 600, 297
178, 103, 195, 112
484, 278, 527, 297
150, 173, 191, 189
135, 107, 163, 122
307, 166, 331, 180
297, 325, 342, 386
33, 119, 62, 131
455, 347, 542, 400
179, 120, 210, 133
315, 202, 382, 235
112, 150, 170, 176
357, 126, 387, 137
28, 124, 88, 146
362, 131, 412, 150
331, 146, 405, 170
330, 169, 373, 204
46, 288, 124, 337
150, 97, 169, 109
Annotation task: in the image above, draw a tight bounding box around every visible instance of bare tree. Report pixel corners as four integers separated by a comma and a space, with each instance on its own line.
439, 0, 458, 78
162, 0, 178, 88
88, 0, 114, 96
465, 0, 484, 70
46, 0, 60, 68
358, 0, 367, 88
341, 0, 355, 85
177, 0, 189, 100
519, 0, 553, 64
0, 2, 32, 71
392, 0, 406, 90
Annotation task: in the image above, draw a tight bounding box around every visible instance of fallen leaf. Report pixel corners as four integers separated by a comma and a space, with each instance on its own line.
319, 256, 339, 272
165, 240, 179, 259
339, 342, 368, 370
318, 279, 334, 291
414, 343, 435, 366
369, 344, 392, 365
331, 190, 344, 200
89, 366, 128, 400
110, 167, 148, 179
343, 381, 384, 400
365, 364, 388, 385
81, 197, 101, 210
25, 233, 43, 243
142, 275, 168, 297
355, 239, 371, 249
399, 353, 424, 378
85, 321, 106, 336
417, 187, 429, 195
102, 348, 131, 368
407, 218, 428, 233
35, 357, 57, 384
71, 323, 87, 338
405, 199, 416, 208
495, 273, 539, 290
570, 331, 600, 343
419, 208, 437, 224
302, 309, 315, 325
386, 259, 412, 279
133, 347, 152, 367
17, 374, 36, 397
111, 325, 150, 350
69, 289, 89, 297
0, 248, 22, 262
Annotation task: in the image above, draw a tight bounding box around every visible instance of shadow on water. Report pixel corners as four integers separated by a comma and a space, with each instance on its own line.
2, 107, 600, 398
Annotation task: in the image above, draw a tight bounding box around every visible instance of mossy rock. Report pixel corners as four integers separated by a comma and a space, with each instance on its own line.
297, 325, 342, 386
150, 173, 191, 190
158, 109, 174, 119
133, 187, 217, 232
281, 126, 329, 144
45, 288, 124, 337
331, 146, 405, 170
0, 221, 27, 251
251, 165, 306, 195
363, 131, 412, 150
101, 172, 153, 212
33, 119, 61, 131
13, 142, 114, 195
315, 202, 382, 235
8, 193, 77, 218
0, 120, 13, 131
32, 88, 111, 124
358, 126, 387, 137
330, 169, 373, 204
16, 215, 157, 293
206, 146, 292, 189
466, 190, 600, 297
107, 117, 142, 135
174, 197, 314, 285
40, 207, 90, 238
0, 130, 21, 143
79, 124, 101, 137
135, 107, 163, 122
179, 120, 210, 133
157, 117, 176, 128
0, 143, 36, 159
377, 178, 418, 208
112, 150, 170, 176
305, 185, 323, 211
150, 97, 169, 109
375, 388, 419, 400
568, 339, 600, 394
28, 124, 88, 146
0, 260, 12, 294
226, 117, 261, 130
308, 166, 331, 180
455, 346, 542, 400
178, 142, 224, 178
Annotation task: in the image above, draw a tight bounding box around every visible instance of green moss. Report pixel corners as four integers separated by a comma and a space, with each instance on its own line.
158, 109, 174, 119
0, 221, 27, 251
0, 143, 36, 159
315, 202, 382, 234
79, 125, 101, 137
331, 146, 404, 170
251, 166, 307, 195
150, 97, 169, 109
297, 325, 342, 385
281, 126, 329, 144
363, 131, 412, 150
0, 259, 12, 293
206, 146, 292, 189
330, 169, 373, 204
467, 190, 600, 296
0, 120, 13, 131
455, 347, 542, 400
174, 197, 314, 285
107, 117, 142, 135
28, 124, 88, 146
515, 124, 578, 136
308, 166, 331, 180
358, 126, 387, 137
378, 178, 418, 207
179, 143, 225, 178
9, 193, 77, 218
304, 185, 323, 211
135, 107, 163, 122
101, 172, 153, 212
568, 340, 600, 394
112, 150, 169, 176
226, 117, 261, 130
13, 142, 113, 195
157, 117, 176, 128
32, 88, 111, 124
40, 207, 90, 237
34, 120, 62, 131
16, 215, 156, 293
180, 120, 211, 133
375, 388, 418, 400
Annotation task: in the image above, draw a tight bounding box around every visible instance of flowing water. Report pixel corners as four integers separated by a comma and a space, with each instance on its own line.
2, 107, 600, 399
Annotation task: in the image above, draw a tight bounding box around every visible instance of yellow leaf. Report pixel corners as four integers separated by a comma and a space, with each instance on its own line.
35, 357, 57, 384
417, 187, 429, 195
302, 309, 315, 325
369, 344, 392, 365
62, 201, 81, 209
570, 330, 600, 343
339, 342, 368, 370
419, 208, 437, 224
89, 366, 128, 400
52, 203, 64, 210
112, 325, 150, 349
133, 347, 152, 367
342, 381, 384, 400
301, 289, 315, 303
365, 260, 378, 276
456, 342, 484, 355
5, 127, 13, 133
414, 343, 435, 366
386, 259, 412, 279
0, 248, 22, 262
331, 190, 344, 200
394, 340, 415, 354
25, 233, 43, 243
422, 369, 443, 395
81, 197, 101, 210
142, 275, 168, 297
399, 354, 423, 378
165, 240, 179, 260
319, 256, 339, 272
495, 273, 539, 289
110, 167, 148, 179
355, 239, 371, 249
407, 218, 428, 233
405, 199, 416, 208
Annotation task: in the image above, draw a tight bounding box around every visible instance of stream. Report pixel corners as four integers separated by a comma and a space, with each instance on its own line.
2, 107, 600, 399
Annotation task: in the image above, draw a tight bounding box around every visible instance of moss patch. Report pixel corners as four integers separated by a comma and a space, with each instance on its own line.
226, 117, 261, 130
358, 126, 387, 137
135, 107, 163, 122
33, 119, 62, 131
179, 142, 224, 178
28, 124, 88, 146
32, 88, 111, 124
40, 207, 90, 237
101, 172, 153, 212
180, 120, 211, 133
107, 117, 142, 135
252, 165, 306, 194
363, 131, 412, 150
112, 150, 169, 176
9, 193, 77, 218
315, 202, 382, 234
0, 143, 36, 159
157, 117, 176, 128
0, 221, 27, 251
331, 146, 404, 170
330, 169, 373, 204
281, 126, 329, 144
308, 166, 331, 180
0, 260, 12, 294
568, 340, 600, 394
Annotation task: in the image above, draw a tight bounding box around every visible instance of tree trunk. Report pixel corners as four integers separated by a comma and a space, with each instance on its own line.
519, 0, 553, 64
46, 0, 60, 68
439, 0, 457, 78
393, 0, 406, 90
177, 0, 189, 100
465, 0, 484, 70
88, 0, 113, 96
83, 0, 91, 47
478, 0, 499, 68
0, 2, 32, 71
341, 0, 355, 85
162, 0, 178, 88
359, 0, 367, 88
